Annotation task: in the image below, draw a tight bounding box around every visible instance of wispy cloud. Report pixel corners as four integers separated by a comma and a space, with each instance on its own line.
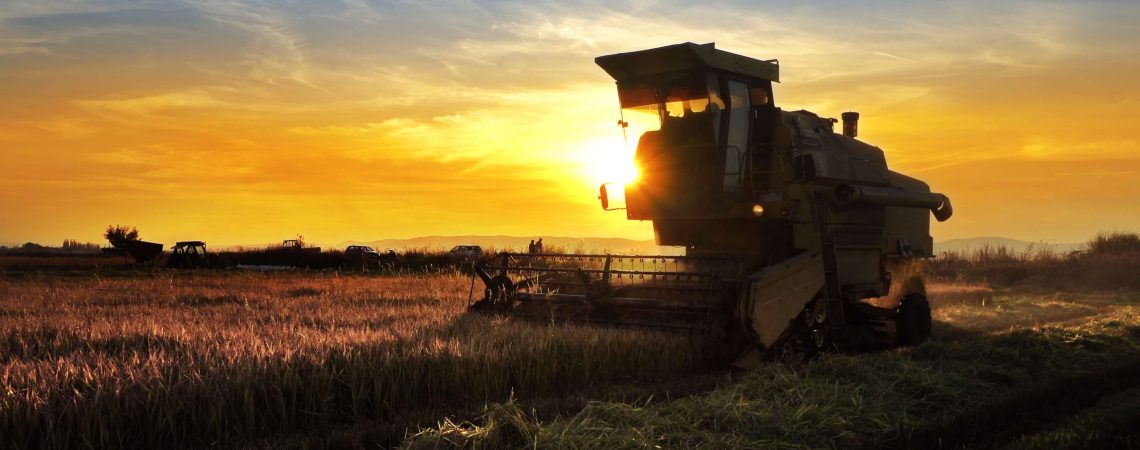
182, 0, 313, 87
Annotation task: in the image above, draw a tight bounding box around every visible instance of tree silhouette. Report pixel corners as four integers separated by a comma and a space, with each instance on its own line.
104, 225, 140, 249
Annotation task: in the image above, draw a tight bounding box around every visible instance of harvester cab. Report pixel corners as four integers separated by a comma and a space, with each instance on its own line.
471, 42, 953, 367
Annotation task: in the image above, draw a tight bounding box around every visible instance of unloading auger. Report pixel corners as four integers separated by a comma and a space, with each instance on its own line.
469, 43, 953, 367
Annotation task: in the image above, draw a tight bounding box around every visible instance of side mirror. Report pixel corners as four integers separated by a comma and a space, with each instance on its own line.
598, 183, 625, 211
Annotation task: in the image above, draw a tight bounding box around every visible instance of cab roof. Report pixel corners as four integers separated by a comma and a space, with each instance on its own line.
595, 42, 779, 83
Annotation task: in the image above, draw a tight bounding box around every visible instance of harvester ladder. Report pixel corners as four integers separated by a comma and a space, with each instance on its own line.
815, 201, 847, 329
747, 142, 775, 192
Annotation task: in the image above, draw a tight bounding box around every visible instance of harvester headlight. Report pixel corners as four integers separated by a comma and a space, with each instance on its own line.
751, 204, 765, 216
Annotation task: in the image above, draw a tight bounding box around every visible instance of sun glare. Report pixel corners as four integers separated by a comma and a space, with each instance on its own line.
577, 136, 639, 186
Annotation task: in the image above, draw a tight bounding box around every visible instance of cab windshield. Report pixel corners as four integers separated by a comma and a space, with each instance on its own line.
616, 74, 723, 143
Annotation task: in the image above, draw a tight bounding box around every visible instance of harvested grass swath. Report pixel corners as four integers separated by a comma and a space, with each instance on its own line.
404, 310, 1140, 449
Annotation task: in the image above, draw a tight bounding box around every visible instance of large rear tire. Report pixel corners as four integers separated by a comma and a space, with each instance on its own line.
897, 293, 931, 347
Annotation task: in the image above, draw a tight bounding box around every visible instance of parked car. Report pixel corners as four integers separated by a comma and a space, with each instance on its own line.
448, 245, 483, 259
344, 247, 385, 267
345, 245, 382, 260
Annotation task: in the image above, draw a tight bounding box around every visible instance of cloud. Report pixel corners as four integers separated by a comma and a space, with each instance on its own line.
182, 0, 313, 86
0, 6, 200, 56
77, 91, 226, 114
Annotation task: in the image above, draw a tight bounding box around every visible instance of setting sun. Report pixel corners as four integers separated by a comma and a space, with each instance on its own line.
575, 135, 639, 186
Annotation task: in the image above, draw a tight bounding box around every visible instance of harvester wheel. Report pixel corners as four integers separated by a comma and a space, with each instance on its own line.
805, 294, 830, 350
811, 329, 827, 348
896, 293, 932, 346
768, 294, 829, 364
812, 297, 828, 325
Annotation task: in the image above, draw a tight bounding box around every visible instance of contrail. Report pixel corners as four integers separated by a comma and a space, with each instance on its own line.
872, 51, 913, 61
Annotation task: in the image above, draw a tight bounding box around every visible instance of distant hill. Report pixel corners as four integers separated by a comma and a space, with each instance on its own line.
934, 237, 1084, 255
335, 235, 682, 255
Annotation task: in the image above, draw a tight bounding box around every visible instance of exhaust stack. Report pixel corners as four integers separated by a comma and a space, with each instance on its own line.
841, 111, 860, 138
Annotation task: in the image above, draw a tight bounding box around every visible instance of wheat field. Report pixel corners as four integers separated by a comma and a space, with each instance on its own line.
3, 232, 1138, 448
0, 272, 712, 449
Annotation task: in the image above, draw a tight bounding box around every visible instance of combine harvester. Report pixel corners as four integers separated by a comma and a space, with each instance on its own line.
471, 43, 952, 366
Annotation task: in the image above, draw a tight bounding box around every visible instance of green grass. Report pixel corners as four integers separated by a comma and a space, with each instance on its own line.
404, 310, 1140, 449
1000, 386, 1140, 449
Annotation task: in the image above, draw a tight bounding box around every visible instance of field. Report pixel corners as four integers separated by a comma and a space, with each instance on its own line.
1, 233, 1138, 449
0, 271, 725, 449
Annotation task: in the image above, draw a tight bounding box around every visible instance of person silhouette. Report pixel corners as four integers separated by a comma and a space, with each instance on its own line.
528, 239, 536, 254
536, 238, 544, 253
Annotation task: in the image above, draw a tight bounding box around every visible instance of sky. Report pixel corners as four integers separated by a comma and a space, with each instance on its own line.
1, 0, 1138, 247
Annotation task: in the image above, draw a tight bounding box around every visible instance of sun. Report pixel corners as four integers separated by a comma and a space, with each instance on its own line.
576, 136, 639, 186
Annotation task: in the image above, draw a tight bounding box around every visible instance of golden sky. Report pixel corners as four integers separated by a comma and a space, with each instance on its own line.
1, 0, 1138, 246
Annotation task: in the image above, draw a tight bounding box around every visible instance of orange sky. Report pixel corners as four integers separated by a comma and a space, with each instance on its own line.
1, 1, 1138, 247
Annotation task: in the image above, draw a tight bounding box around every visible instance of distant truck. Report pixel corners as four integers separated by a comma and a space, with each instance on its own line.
282, 239, 321, 252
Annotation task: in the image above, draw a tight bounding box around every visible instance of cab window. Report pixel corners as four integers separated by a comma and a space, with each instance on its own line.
724, 80, 750, 192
